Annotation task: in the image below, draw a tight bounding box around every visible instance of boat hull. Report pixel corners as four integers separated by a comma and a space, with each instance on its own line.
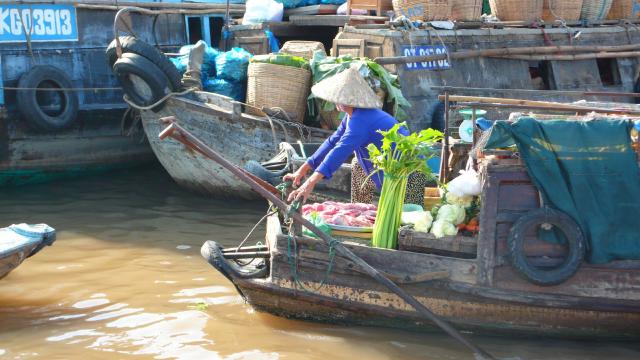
140, 92, 341, 199
0, 108, 155, 186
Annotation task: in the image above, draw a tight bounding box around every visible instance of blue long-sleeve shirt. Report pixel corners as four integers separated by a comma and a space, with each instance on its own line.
306, 108, 408, 190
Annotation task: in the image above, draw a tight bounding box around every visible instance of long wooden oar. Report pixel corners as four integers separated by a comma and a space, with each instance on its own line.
158, 116, 499, 360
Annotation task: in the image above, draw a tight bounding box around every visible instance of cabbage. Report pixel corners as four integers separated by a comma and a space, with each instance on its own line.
401, 211, 433, 233
436, 204, 466, 225
430, 220, 457, 238
445, 192, 474, 208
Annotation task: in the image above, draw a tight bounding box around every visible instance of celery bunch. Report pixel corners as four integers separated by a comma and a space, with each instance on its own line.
367, 123, 442, 249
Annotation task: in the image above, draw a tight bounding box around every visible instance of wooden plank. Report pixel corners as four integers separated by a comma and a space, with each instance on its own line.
398, 229, 477, 258
285, 5, 339, 16
332, 229, 372, 239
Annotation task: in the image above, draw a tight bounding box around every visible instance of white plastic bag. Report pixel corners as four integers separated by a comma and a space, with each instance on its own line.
337, 2, 367, 15
446, 160, 481, 197
242, 0, 283, 25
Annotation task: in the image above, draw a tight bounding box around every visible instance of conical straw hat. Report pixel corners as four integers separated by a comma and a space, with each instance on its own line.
311, 67, 382, 109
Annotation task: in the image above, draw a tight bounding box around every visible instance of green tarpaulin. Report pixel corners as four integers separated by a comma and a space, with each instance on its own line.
485, 117, 640, 264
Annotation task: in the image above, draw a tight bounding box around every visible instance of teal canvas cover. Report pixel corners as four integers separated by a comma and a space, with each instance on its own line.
485, 117, 640, 264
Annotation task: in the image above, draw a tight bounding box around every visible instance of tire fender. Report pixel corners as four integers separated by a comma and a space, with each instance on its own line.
113, 53, 171, 112
106, 36, 182, 91
507, 208, 585, 286
16, 65, 79, 132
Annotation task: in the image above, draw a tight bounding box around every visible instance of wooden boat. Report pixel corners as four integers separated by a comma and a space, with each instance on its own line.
198, 97, 640, 338
0, 224, 56, 280
139, 91, 352, 199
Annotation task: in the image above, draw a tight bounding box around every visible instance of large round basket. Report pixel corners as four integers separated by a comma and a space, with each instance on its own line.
451, 0, 483, 21
280, 41, 326, 60
246, 63, 311, 123
489, 0, 543, 21
543, 0, 584, 21
580, 0, 613, 19
607, 0, 639, 19
392, 0, 452, 21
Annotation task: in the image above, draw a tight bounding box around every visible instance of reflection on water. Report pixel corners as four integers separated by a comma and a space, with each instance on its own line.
0, 166, 639, 360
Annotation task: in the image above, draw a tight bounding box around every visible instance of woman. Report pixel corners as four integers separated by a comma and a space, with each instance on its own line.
285, 67, 426, 204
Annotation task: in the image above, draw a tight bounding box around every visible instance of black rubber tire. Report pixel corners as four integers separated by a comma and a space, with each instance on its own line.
16, 65, 79, 131
106, 36, 182, 91
113, 53, 171, 112
507, 208, 585, 286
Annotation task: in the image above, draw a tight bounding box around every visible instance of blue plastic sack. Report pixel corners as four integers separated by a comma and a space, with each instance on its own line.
173, 41, 219, 79
275, 0, 303, 9
203, 78, 246, 102
320, 0, 345, 4
216, 47, 252, 82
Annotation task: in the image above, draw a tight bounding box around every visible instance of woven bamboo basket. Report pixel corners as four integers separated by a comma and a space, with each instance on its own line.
607, 0, 639, 19
543, 0, 584, 21
580, 0, 613, 19
392, 0, 452, 21
489, 0, 543, 21
280, 41, 326, 60
451, 0, 483, 21
246, 63, 311, 123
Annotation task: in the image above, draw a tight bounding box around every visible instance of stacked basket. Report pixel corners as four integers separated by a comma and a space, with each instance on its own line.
543, 0, 584, 21
246, 63, 311, 123
607, 0, 639, 19
580, 0, 613, 20
451, 0, 483, 21
489, 0, 543, 21
391, 0, 452, 21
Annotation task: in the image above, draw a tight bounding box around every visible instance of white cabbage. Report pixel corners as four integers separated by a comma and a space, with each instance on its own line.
436, 204, 466, 225
445, 192, 474, 208
401, 211, 433, 233
430, 220, 458, 238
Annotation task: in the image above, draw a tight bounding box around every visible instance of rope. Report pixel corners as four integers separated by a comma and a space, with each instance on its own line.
122, 87, 197, 111
286, 229, 338, 293
233, 209, 277, 266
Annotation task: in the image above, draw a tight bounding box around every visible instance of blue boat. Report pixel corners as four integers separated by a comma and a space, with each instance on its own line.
0, 223, 55, 279
0, 1, 236, 186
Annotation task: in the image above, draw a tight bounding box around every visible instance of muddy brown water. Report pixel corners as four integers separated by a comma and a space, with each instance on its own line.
1, 166, 638, 360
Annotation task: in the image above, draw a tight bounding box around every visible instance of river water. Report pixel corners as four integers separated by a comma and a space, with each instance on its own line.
1, 166, 639, 360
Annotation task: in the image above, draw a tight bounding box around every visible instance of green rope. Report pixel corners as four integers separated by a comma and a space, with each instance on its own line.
286, 232, 338, 293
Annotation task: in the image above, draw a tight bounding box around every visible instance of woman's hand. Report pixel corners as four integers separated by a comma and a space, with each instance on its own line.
283, 163, 311, 187
287, 171, 325, 204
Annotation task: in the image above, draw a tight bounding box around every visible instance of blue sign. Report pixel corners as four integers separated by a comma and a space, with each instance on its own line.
0, 4, 78, 43
401, 45, 451, 71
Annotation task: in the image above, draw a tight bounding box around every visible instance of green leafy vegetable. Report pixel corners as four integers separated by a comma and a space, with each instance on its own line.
368, 123, 443, 249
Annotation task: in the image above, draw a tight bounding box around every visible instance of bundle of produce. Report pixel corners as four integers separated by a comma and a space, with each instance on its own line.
250, 54, 311, 70
368, 123, 443, 249
430, 168, 482, 238
216, 47, 252, 82
309, 53, 411, 123
302, 201, 377, 228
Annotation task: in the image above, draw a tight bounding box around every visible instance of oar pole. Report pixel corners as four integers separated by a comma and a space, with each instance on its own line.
159, 116, 497, 360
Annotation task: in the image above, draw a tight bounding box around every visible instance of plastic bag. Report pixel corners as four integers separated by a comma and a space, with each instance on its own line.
337, 2, 367, 15
302, 212, 332, 238
203, 78, 246, 102
275, 0, 303, 9
447, 169, 481, 197
172, 41, 219, 80
243, 0, 284, 24
216, 48, 252, 82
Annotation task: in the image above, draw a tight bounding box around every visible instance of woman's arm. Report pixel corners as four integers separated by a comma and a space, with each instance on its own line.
306, 115, 347, 170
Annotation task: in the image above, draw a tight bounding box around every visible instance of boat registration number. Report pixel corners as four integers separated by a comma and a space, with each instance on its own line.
401, 45, 451, 71
0, 4, 78, 43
